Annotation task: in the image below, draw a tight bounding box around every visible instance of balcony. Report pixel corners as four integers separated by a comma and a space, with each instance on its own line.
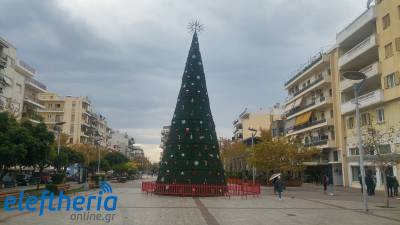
286, 96, 332, 119
0, 53, 7, 69
287, 118, 333, 136
337, 6, 376, 45
285, 52, 329, 88
341, 89, 384, 114
286, 74, 331, 102
340, 61, 379, 91
38, 107, 64, 113
24, 97, 45, 109
304, 136, 335, 149
25, 77, 47, 92
15, 60, 36, 76
338, 34, 378, 69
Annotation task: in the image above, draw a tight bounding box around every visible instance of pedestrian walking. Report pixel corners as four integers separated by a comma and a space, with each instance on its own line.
372, 174, 377, 195
274, 176, 284, 200
358, 173, 363, 193
323, 175, 328, 194
393, 176, 399, 197
366, 172, 373, 196
386, 175, 394, 197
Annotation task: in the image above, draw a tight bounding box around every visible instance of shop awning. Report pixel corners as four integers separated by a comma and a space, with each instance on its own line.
295, 111, 312, 126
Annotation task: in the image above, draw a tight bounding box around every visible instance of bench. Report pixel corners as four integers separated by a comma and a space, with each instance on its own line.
55, 184, 71, 193
0, 191, 20, 204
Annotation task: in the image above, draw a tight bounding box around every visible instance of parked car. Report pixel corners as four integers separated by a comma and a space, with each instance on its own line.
16, 174, 32, 186
1, 175, 17, 188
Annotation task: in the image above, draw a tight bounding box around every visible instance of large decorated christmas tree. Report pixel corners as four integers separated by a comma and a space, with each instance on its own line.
157, 26, 226, 185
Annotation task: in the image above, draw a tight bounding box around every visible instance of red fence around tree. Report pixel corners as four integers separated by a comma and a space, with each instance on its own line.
141, 181, 261, 197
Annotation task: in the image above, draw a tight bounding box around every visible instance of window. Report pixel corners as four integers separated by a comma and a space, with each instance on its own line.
382, 14, 391, 30
70, 125, 74, 134
333, 151, 339, 162
385, 72, 399, 88
329, 88, 332, 96
351, 166, 360, 181
396, 37, 400, 51
376, 108, 385, 123
349, 148, 359, 156
378, 144, 391, 154
55, 103, 61, 108
385, 43, 393, 58
347, 117, 354, 129
398, 5, 400, 19
361, 113, 371, 126
330, 109, 334, 118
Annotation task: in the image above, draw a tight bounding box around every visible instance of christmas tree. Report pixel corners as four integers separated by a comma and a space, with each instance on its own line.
157, 26, 226, 185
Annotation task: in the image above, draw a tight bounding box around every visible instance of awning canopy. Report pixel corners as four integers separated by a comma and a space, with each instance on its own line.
284, 97, 303, 113
295, 111, 312, 126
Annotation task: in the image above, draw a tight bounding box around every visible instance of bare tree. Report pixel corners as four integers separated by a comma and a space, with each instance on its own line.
361, 123, 400, 208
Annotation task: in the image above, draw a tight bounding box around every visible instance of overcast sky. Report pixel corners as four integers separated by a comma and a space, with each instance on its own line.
0, 0, 367, 162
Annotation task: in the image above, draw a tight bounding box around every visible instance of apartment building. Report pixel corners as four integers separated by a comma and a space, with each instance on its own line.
336, 1, 400, 188
38, 93, 112, 147
110, 131, 140, 159
283, 52, 344, 185
0, 37, 47, 121
232, 108, 280, 144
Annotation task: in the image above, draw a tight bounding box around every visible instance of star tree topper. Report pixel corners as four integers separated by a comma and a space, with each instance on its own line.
187, 20, 204, 34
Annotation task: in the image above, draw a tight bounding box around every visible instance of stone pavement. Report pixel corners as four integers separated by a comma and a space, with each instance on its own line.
0, 179, 399, 225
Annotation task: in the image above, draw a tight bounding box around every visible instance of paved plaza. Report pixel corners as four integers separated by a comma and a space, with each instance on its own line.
1, 178, 399, 225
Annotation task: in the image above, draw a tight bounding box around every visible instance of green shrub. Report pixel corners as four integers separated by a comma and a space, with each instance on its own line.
45, 184, 58, 194
51, 173, 65, 184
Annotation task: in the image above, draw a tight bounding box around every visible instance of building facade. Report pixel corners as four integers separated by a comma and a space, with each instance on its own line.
336, 1, 400, 188
232, 108, 280, 144
283, 52, 343, 185
0, 37, 47, 121
38, 93, 111, 147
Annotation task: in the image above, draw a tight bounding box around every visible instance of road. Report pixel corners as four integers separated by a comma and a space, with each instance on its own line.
0, 178, 399, 225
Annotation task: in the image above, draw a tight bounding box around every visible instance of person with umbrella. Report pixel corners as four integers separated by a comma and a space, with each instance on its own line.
269, 173, 281, 195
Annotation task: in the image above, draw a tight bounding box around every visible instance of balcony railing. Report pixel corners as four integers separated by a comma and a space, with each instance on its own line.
341, 89, 384, 114
0, 53, 7, 69
338, 34, 377, 68
304, 137, 329, 147
289, 76, 325, 99
286, 96, 327, 118
26, 77, 47, 91
293, 119, 327, 132
16, 60, 36, 76
340, 61, 379, 91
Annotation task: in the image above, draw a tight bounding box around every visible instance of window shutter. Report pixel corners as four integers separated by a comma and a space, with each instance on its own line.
384, 76, 389, 89
395, 71, 400, 85
396, 38, 400, 51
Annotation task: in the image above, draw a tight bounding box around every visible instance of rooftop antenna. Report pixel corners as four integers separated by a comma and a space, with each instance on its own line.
187, 20, 204, 34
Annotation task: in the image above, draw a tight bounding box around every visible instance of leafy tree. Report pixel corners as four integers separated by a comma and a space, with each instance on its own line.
88, 160, 110, 173
104, 151, 129, 166
220, 140, 248, 174
0, 112, 28, 180
248, 137, 319, 180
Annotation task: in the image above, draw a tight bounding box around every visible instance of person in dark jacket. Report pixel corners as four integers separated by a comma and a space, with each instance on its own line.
393, 176, 399, 197
387, 175, 394, 197
274, 176, 283, 200
323, 175, 328, 194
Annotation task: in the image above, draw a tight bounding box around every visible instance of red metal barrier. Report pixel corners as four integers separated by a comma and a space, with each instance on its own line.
141, 181, 261, 197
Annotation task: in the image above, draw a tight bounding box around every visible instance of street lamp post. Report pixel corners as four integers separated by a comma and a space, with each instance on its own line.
54, 122, 66, 172
248, 128, 257, 184
343, 71, 368, 212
